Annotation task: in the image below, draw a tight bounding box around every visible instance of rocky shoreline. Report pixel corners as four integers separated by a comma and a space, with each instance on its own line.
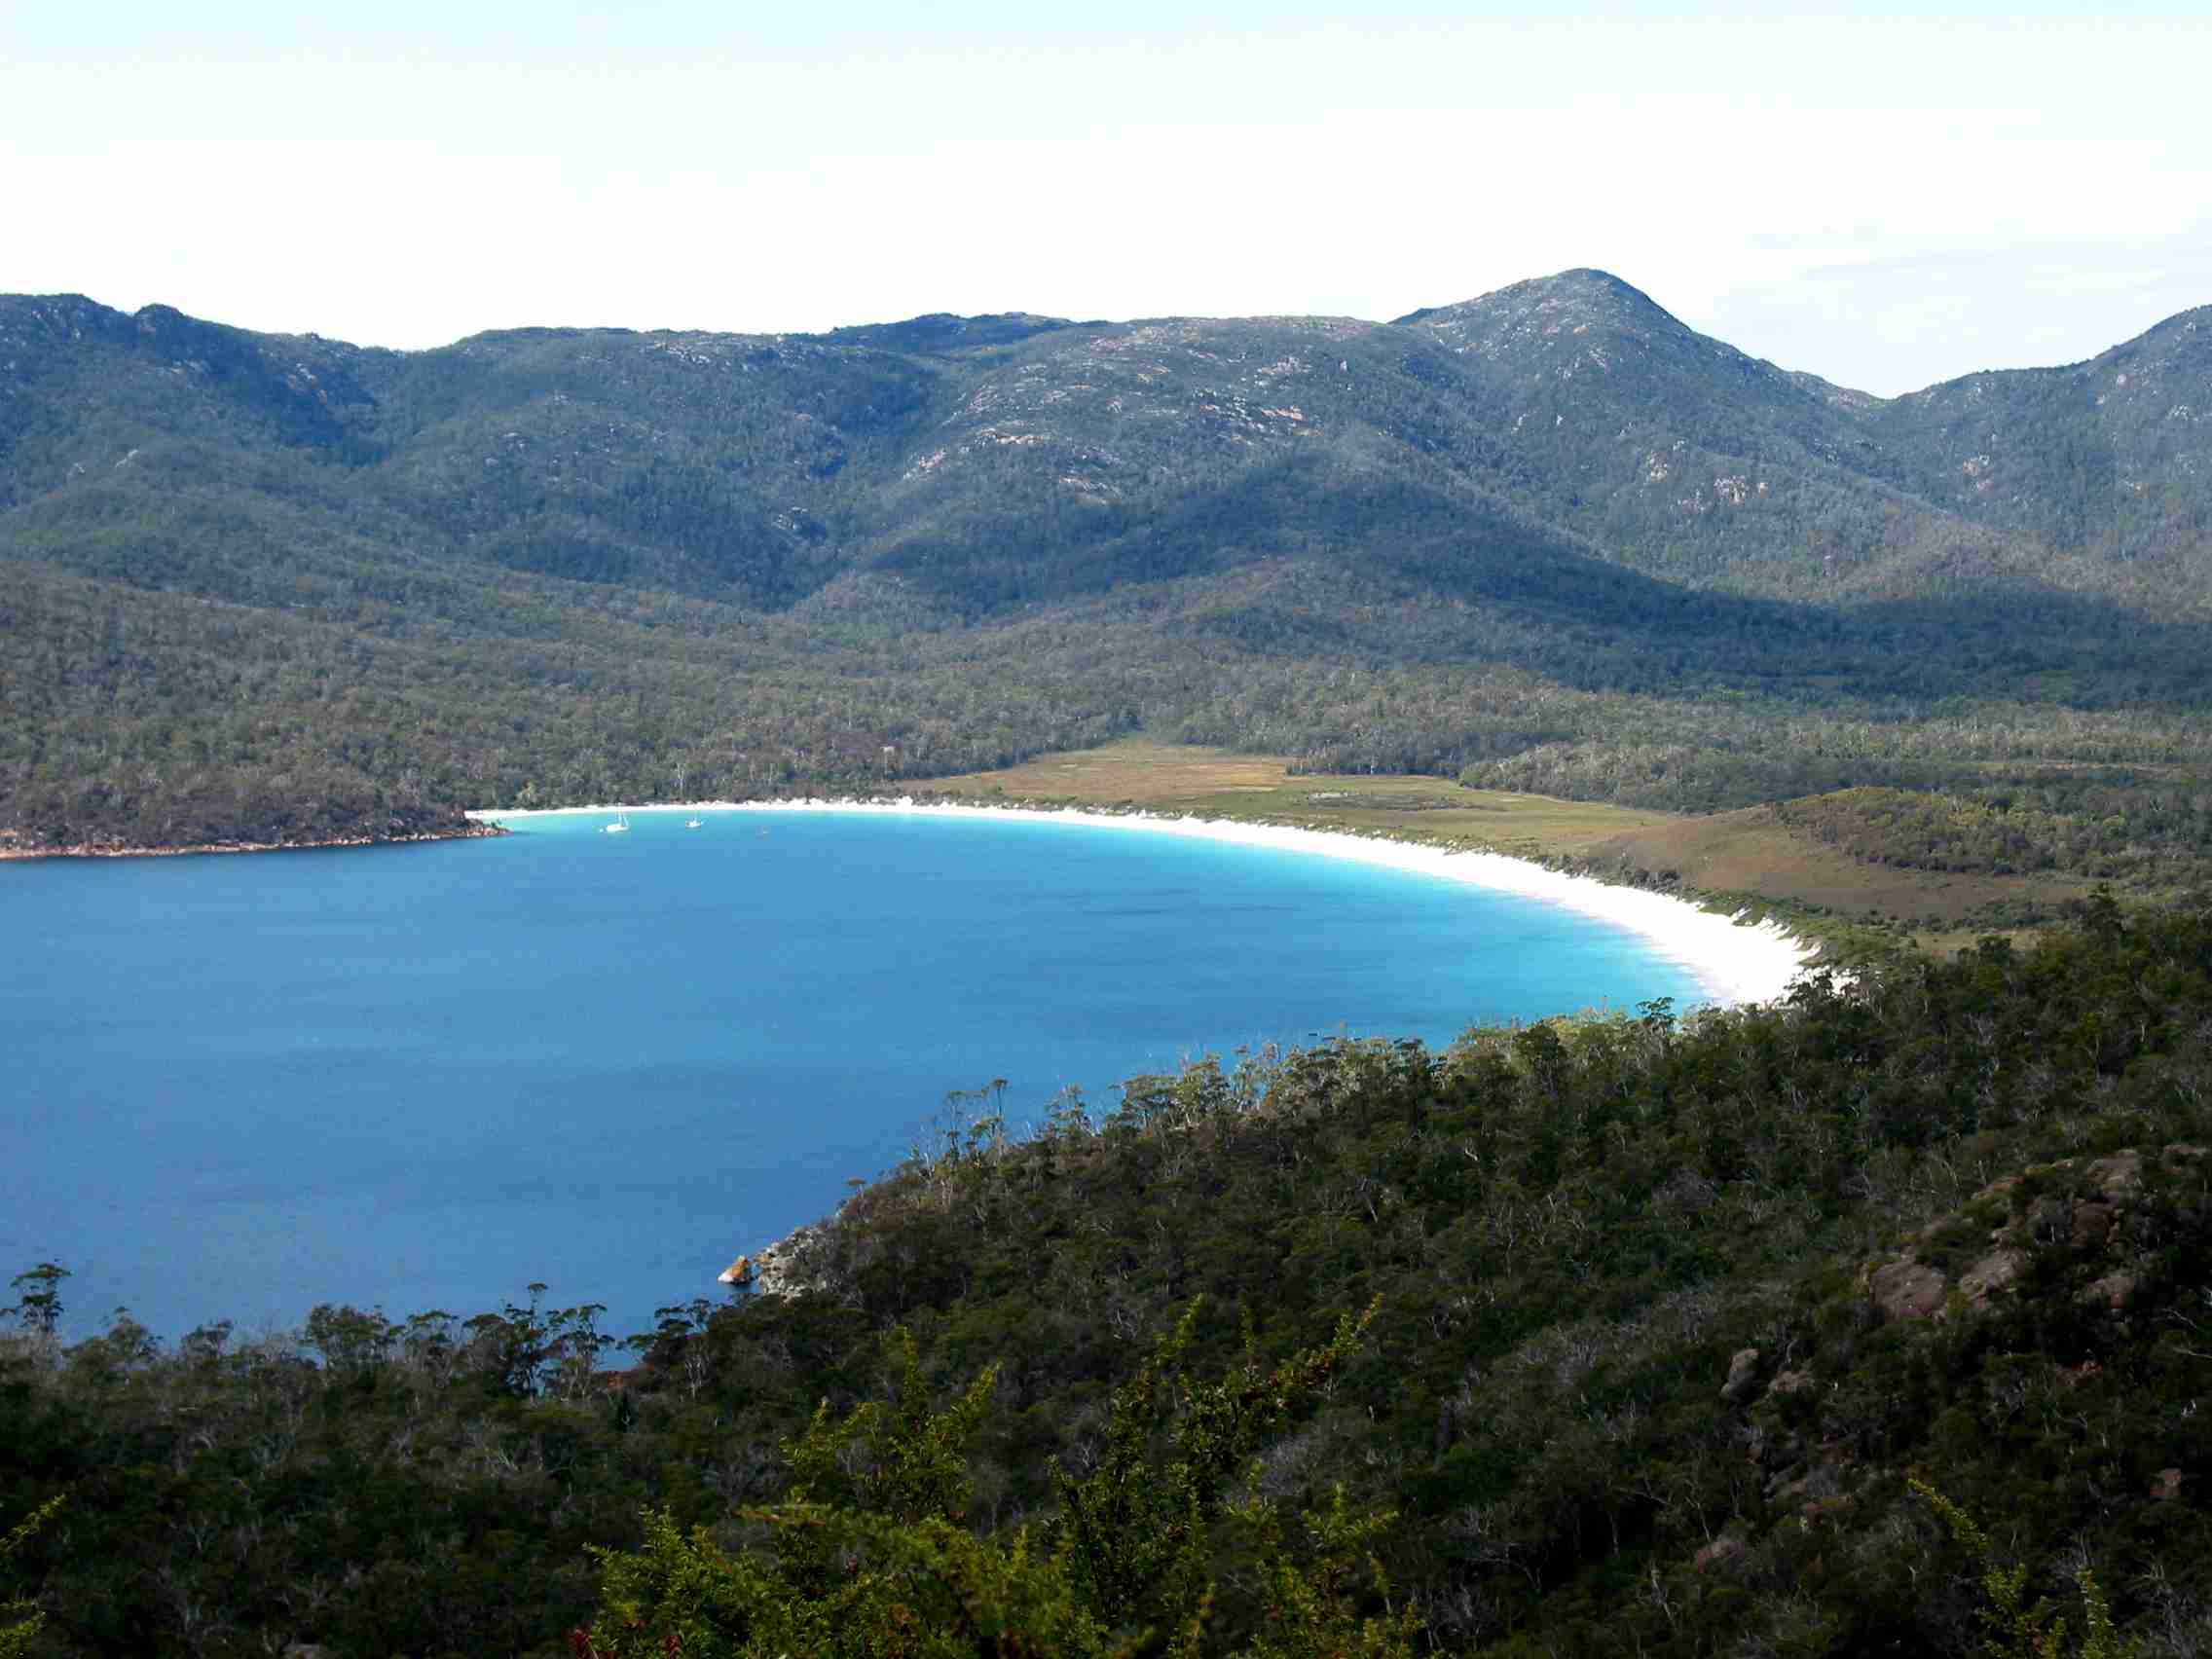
718, 1220, 832, 1300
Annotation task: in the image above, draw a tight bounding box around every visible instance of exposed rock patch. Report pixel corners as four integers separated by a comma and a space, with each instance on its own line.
1693, 1535, 1747, 1573
1870, 1143, 2206, 1324
1867, 1259, 1947, 1322
2081, 1271, 2138, 1310
1720, 1346, 1761, 1403
1958, 1246, 2029, 1308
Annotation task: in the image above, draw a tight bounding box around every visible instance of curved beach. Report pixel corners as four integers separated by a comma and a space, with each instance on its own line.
469, 797, 1823, 1008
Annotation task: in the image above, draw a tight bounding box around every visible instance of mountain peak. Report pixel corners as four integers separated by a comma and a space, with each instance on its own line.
2101, 301, 2212, 374
1391, 267, 1684, 341
0, 292, 134, 350
804, 311, 1086, 355
1388, 268, 1886, 456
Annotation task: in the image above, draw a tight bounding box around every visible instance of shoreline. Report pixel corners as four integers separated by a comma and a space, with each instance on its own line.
0, 824, 507, 863
469, 797, 1824, 1008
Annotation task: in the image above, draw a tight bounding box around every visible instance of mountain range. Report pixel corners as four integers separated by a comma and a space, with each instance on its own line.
4, 270, 2209, 859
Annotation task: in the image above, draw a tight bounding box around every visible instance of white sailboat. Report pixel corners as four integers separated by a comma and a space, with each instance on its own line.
604, 811, 630, 834
685, 816, 704, 830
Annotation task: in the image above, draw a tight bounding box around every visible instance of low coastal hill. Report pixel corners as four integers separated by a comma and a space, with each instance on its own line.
5, 272, 2212, 918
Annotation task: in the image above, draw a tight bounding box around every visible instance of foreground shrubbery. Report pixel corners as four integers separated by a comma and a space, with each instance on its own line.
6, 902, 2211, 1654
578, 1309, 1416, 1658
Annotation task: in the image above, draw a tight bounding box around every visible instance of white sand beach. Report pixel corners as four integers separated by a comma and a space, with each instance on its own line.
470, 797, 1825, 1008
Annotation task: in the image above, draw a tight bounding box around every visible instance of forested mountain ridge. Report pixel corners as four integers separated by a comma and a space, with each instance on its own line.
1867, 305, 2212, 575
4, 273, 2211, 864
11, 274, 2206, 611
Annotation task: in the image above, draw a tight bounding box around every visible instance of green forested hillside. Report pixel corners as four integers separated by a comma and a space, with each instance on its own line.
1866, 307, 2212, 578
5, 274, 2212, 868
6, 904, 2209, 1655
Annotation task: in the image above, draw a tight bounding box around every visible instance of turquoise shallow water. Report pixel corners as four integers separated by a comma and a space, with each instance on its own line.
2, 810, 1703, 1341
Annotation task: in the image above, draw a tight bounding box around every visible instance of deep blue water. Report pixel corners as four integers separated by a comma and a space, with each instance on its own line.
2, 810, 1702, 1342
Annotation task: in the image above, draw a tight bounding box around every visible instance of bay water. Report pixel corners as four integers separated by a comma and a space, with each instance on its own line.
2, 810, 1704, 1342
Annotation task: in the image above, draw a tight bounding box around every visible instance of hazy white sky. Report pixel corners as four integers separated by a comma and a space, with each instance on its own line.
6, 1, 2207, 395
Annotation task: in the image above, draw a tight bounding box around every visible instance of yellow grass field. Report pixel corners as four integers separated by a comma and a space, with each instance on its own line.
932, 741, 1674, 850
928, 741, 2099, 952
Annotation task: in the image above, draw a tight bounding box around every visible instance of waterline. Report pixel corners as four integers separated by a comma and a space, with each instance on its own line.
473, 797, 1821, 1008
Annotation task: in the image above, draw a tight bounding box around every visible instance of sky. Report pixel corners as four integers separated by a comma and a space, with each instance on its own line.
6, 1, 2208, 396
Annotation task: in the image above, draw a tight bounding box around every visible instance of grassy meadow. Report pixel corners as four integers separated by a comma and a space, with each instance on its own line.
926, 740, 2109, 961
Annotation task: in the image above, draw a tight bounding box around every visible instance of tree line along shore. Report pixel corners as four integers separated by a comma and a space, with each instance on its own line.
14, 731, 2144, 974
